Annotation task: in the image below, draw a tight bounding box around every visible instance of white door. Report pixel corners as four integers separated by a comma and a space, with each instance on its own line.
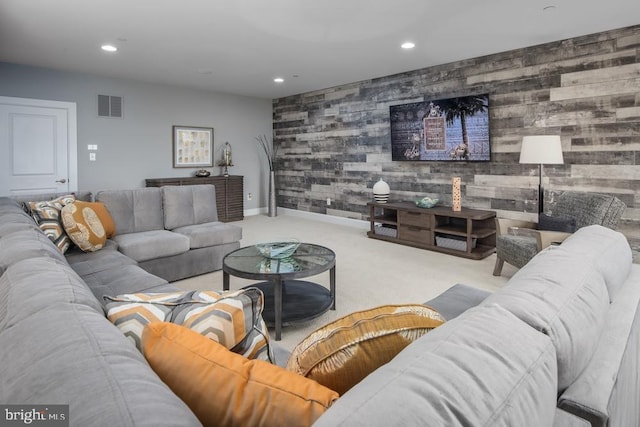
0, 96, 77, 196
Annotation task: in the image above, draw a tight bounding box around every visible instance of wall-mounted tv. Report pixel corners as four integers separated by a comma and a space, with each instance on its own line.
390, 94, 490, 161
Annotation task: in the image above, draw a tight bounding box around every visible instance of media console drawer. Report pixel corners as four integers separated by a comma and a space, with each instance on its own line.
398, 225, 432, 243
398, 210, 431, 228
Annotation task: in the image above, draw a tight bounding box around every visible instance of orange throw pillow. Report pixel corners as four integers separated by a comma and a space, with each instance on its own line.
286, 304, 445, 395
61, 201, 106, 252
142, 322, 338, 427
89, 201, 116, 238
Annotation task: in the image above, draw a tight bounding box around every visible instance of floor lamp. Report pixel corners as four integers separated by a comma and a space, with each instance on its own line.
519, 135, 564, 214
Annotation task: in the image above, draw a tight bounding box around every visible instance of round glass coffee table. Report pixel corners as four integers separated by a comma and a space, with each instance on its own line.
222, 243, 336, 340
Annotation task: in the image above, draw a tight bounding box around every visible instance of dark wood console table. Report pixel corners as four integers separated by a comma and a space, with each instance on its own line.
367, 201, 496, 260
146, 176, 243, 222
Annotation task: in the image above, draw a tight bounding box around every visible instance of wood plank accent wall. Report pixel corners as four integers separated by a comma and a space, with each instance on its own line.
272, 25, 640, 252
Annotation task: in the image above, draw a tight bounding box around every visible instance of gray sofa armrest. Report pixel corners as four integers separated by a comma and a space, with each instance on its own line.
558, 266, 640, 427
554, 408, 591, 427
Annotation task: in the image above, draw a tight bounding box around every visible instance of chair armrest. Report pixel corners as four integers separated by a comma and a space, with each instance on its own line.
536, 230, 572, 250
495, 218, 537, 236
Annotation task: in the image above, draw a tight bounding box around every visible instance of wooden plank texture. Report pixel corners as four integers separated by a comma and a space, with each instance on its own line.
272, 24, 640, 252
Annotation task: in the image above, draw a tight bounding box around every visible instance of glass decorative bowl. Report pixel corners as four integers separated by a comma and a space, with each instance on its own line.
255, 240, 300, 259
415, 197, 439, 208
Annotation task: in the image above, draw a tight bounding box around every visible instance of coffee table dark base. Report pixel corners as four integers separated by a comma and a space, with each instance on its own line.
245, 280, 333, 326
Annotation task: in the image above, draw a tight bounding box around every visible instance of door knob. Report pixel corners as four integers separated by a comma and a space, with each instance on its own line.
56, 178, 67, 184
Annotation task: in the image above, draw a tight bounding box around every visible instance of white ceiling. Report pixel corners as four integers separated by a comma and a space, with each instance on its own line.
1, 0, 638, 99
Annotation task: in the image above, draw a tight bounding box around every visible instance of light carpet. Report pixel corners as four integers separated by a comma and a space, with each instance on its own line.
174, 212, 517, 352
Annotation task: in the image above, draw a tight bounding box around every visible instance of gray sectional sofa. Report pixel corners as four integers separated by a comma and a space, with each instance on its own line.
316, 225, 640, 427
0, 185, 244, 425
1, 184, 639, 426
0, 195, 202, 426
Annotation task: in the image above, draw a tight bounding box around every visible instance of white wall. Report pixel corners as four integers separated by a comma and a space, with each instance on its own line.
0, 62, 273, 210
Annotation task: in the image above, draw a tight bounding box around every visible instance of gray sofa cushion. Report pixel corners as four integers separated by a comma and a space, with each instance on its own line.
81, 264, 169, 305
0, 201, 37, 222
138, 242, 240, 282
66, 241, 137, 277
0, 220, 41, 238
172, 222, 242, 249
0, 257, 103, 330
9, 191, 93, 204
0, 205, 33, 220
0, 229, 67, 272
113, 230, 190, 262
314, 304, 558, 427
559, 225, 632, 302
96, 188, 164, 234
0, 304, 201, 426
483, 243, 610, 391
162, 184, 218, 230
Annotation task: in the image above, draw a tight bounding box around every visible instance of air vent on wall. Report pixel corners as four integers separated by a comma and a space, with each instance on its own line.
98, 94, 123, 118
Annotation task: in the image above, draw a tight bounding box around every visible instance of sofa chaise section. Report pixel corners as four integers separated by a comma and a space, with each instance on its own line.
96, 185, 241, 282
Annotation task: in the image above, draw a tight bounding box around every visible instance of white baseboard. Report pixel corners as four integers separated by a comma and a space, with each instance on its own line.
244, 207, 369, 230
252, 207, 370, 230
243, 207, 266, 217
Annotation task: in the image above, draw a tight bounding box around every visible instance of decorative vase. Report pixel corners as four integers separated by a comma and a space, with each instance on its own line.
268, 170, 277, 217
452, 177, 462, 212
372, 178, 390, 204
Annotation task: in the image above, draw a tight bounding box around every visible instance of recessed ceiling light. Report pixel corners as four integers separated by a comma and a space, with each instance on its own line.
274, 77, 284, 83
101, 44, 118, 52
401, 42, 415, 49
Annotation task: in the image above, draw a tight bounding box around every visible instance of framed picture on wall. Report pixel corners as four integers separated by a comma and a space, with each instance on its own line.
172, 125, 214, 168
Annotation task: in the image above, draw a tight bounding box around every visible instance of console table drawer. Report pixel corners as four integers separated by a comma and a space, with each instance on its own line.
399, 210, 431, 228
398, 225, 432, 243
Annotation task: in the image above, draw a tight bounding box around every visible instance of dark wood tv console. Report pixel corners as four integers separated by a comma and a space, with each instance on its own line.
367, 201, 496, 260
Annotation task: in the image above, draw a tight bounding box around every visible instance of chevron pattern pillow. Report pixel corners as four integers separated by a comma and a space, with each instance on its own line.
27, 194, 76, 253
172, 290, 272, 361
105, 288, 273, 362
105, 291, 187, 349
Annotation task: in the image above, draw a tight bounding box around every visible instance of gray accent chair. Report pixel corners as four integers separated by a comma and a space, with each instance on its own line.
493, 191, 626, 276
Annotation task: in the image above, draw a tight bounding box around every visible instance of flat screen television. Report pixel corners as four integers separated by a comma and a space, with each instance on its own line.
390, 94, 490, 161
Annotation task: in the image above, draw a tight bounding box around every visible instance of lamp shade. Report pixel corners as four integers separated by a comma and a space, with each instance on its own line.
519, 135, 564, 164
